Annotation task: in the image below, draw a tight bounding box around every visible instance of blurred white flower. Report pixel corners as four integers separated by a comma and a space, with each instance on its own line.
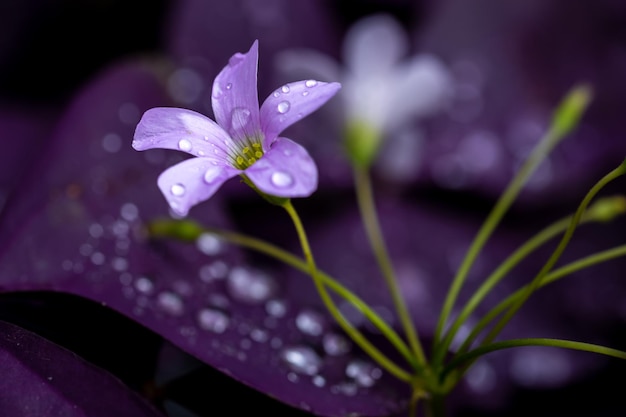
276, 14, 452, 168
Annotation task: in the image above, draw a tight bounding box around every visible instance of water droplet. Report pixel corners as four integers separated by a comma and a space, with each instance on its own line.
171, 183, 186, 196
295, 309, 326, 337
212, 83, 224, 99
250, 328, 269, 343
281, 346, 322, 376
102, 133, 122, 153
312, 375, 326, 387
277, 101, 290, 114
197, 308, 230, 333
90, 252, 105, 265
305, 80, 317, 88
196, 233, 223, 255
227, 266, 277, 304
265, 299, 287, 317
199, 260, 229, 282
111, 257, 128, 272
226, 83, 233, 90
178, 139, 192, 151
346, 360, 382, 387
231, 107, 251, 128
135, 277, 154, 294
331, 382, 358, 396
281, 85, 290, 93
302, 91, 309, 96
89, 223, 104, 238
323, 333, 351, 356
271, 171, 293, 188
156, 291, 185, 316
120, 203, 139, 221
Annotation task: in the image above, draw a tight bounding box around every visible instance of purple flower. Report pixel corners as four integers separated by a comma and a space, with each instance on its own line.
132, 40, 341, 216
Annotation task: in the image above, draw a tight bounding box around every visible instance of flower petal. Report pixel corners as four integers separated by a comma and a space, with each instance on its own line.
211, 41, 262, 143
343, 14, 409, 78
132, 107, 233, 159
259, 80, 341, 144
386, 54, 452, 131
157, 157, 240, 216
245, 137, 317, 197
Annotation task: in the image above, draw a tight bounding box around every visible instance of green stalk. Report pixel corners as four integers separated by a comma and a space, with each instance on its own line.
443, 338, 626, 380
148, 218, 419, 370
353, 165, 426, 365
433, 195, 626, 366
456, 244, 626, 357
433, 85, 593, 347
282, 200, 413, 382
480, 161, 626, 347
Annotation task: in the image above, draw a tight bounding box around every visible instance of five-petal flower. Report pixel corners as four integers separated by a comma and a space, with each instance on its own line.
133, 40, 341, 216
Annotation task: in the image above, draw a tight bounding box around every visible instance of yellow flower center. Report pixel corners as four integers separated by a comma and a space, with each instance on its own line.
231, 141, 264, 170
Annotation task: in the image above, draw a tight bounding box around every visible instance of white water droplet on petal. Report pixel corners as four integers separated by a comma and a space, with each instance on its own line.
281, 85, 290, 93
178, 139, 192, 151
231, 107, 251, 128
271, 171, 293, 188
226, 83, 233, 90
197, 308, 230, 333
170, 184, 185, 196
305, 80, 317, 88
156, 291, 184, 316
277, 101, 290, 114
302, 91, 309, 96
203, 166, 221, 184
273, 91, 280, 98
295, 309, 326, 337
281, 346, 322, 375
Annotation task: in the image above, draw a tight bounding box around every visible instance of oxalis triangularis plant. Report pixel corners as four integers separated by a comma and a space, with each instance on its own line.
135, 40, 626, 416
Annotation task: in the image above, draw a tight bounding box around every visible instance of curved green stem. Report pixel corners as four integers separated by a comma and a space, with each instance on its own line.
456, 243, 626, 356
443, 338, 626, 380
480, 161, 626, 347
433, 195, 626, 366
148, 217, 419, 371
354, 165, 426, 366
433, 85, 593, 346
282, 200, 414, 383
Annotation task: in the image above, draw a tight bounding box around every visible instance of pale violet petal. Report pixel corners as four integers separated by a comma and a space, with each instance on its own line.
132, 107, 233, 160
386, 54, 452, 131
245, 137, 317, 198
157, 157, 240, 216
259, 80, 341, 145
211, 40, 262, 143
343, 14, 409, 78
274, 49, 341, 83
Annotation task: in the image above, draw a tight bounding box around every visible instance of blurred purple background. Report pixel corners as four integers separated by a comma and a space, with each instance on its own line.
1, 1, 626, 416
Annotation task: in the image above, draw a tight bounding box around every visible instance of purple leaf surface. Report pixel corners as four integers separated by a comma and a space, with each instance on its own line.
0, 58, 410, 416
0, 319, 164, 417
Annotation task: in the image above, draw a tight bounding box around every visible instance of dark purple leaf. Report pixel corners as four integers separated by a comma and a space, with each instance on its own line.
0, 319, 164, 417
0, 57, 409, 416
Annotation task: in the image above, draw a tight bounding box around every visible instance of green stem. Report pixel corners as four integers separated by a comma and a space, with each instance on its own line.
443, 338, 626, 380
282, 200, 414, 383
148, 218, 419, 371
480, 162, 626, 347
353, 165, 426, 366
456, 243, 626, 356
433, 199, 622, 366
433, 85, 592, 346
